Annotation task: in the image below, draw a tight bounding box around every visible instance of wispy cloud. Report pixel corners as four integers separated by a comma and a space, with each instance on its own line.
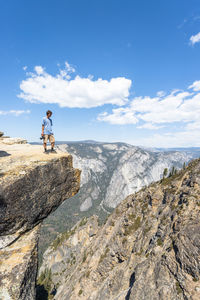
137, 123, 164, 130
156, 90, 166, 97
97, 80, 200, 146
0, 110, 31, 116
98, 81, 200, 131
18, 61, 132, 108
189, 32, 200, 45
188, 80, 200, 91
178, 14, 200, 29
133, 129, 200, 148
177, 18, 188, 29
95, 80, 200, 147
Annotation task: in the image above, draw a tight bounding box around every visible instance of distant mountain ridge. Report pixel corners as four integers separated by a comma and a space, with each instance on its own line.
31, 140, 200, 153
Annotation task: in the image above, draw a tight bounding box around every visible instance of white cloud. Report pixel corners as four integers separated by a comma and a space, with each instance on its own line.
132, 128, 200, 148
98, 107, 138, 125
156, 90, 166, 97
18, 61, 132, 108
137, 123, 163, 130
190, 32, 200, 45
188, 80, 200, 91
185, 121, 200, 131
65, 61, 75, 73
0, 110, 30, 116
34, 66, 44, 75
98, 82, 200, 128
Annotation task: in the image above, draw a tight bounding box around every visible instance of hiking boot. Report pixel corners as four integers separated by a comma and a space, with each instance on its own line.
44, 149, 48, 154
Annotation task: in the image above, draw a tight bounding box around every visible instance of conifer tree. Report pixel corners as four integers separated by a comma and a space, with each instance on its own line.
163, 168, 168, 178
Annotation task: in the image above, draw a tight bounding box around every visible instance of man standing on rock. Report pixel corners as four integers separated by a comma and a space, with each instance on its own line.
41, 110, 56, 153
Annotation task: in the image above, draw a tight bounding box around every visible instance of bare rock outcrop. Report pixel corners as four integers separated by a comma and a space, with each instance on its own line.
0, 131, 26, 144
0, 139, 81, 300
40, 159, 200, 300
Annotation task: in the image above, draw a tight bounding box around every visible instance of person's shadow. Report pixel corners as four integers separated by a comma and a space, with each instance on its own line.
44, 149, 57, 154
0, 151, 11, 158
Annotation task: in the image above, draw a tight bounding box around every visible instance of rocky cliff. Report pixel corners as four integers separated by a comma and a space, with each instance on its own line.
0, 137, 80, 300
39, 142, 198, 259
40, 158, 200, 300
57, 142, 198, 210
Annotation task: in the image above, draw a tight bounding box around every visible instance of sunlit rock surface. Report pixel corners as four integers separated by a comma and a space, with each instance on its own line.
57, 143, 197, 210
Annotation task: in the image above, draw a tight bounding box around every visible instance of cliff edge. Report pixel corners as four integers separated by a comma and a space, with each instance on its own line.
0, 137, 81, 300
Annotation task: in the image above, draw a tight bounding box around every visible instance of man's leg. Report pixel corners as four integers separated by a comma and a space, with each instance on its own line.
43, 143, 47, 152
43, 135, 48, 152
50, 135, 55, 152
51, 142, 55, 150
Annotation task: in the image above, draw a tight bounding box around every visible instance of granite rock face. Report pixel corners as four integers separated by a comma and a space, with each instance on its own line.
40, 158, 200, 300
57, 143, 197, 210
39, 142, 200, 261
0, 226, 40, 300
0, 140, 80, 299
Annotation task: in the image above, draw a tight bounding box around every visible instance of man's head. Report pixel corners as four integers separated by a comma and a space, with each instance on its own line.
46, 110, 52, 118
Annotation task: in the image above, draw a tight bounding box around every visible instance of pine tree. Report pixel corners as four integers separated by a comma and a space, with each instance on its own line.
163, 168, 168, 178
171, 166, 175, 176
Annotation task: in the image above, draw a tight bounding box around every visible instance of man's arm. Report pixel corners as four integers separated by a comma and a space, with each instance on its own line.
42, 118, 45, 136
42, 124, 44, 136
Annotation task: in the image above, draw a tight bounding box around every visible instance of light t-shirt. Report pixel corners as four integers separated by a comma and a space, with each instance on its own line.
42, 117, 53, 135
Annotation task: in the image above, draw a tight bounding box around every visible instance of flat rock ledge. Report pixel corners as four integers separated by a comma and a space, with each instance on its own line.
0, 140, 81, 300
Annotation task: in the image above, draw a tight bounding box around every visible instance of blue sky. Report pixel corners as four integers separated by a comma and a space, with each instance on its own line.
0, 0, 200, 147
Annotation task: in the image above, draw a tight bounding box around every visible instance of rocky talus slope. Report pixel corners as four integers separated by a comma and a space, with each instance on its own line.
40, 158, 200, 300
0, 136, 80, 300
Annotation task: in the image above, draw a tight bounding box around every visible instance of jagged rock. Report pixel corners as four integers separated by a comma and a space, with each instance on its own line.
0, 131, 4, 137
0, 141, 81, 299
40, 159, 200, 300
